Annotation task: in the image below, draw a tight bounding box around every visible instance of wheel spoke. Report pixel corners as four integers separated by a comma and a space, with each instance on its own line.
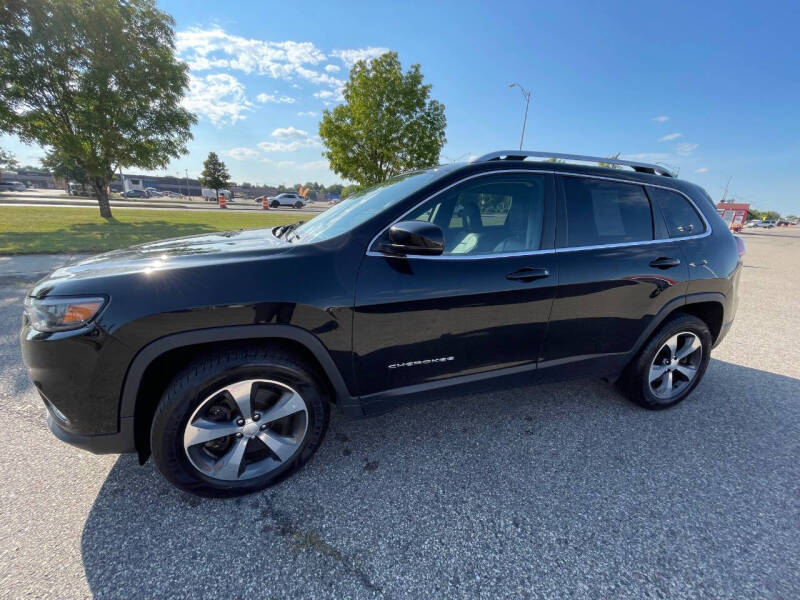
676, 335, 701, 360
675, 364, 698, 380
664, 335, 678, 360
184, 418, 239, 446
662, 370, 674, 393
213, 437, 249, 480
649, 364, 668, 383
226, 380, 254, 420
257, 430, 299, 462
261, 391, 306, 424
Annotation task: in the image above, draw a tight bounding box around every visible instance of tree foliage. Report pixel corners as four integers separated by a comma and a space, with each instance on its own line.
318, 52, 446, 187
0, 147, 18, 171
0, 0, 196, 217
199, 152, 230, 195
41, 147, 89, 184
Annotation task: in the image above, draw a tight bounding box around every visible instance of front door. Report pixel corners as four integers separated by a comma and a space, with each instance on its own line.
353, 171, 558, 397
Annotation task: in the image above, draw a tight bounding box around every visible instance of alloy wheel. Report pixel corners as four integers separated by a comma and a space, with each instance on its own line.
182, 379, 308, 481
648, 331, 703, 400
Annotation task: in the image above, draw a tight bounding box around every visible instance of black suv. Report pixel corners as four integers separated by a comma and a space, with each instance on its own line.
21, 151, 743, 496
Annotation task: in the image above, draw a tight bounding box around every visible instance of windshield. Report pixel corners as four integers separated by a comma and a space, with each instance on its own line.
289, 167, 451, 244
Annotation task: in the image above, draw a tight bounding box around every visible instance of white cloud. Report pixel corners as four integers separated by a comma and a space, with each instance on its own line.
653, 115, 670, 123
676, 142, 698, 155
695, 167, 709, 173
256, 92, 296, 104
227, 147, 261, 161
272, 126, 308, 139
331, 47, 390, 66
257, 126, 321, 152
658, 132, 682, 142
313, 88, 344, 102
182, 73, 252, 126
297, 111, 318, 117
177, 27, 354, 91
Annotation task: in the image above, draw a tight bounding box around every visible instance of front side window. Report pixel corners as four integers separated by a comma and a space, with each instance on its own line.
649, 187, 706, 237
402, 173, 546, 255
562, 178, 653, 247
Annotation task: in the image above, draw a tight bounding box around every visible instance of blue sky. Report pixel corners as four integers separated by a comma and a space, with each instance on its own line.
3, 0, 798, 213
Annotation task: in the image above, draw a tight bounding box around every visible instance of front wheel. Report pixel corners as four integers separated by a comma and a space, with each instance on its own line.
619, 313, 712, 410
150, 346, 329, 497
270, 200, 280, 208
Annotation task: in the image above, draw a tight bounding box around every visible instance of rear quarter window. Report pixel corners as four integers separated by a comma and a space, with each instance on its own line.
649, 187, 706, 237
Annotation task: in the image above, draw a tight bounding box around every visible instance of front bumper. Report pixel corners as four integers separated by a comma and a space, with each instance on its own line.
47, 411, 136, 454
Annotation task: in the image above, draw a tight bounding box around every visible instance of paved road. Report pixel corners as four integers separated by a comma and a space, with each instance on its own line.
0, 229, 798, 599
0, 188, 329, 214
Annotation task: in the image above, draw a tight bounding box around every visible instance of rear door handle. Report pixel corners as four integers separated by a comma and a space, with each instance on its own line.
506, 267, 550, 282
649, 256, 681, 269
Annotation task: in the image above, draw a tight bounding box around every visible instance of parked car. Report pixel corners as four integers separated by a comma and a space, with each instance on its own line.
268, 192, 307, 209
20, 150, 744, 497
122, 189, 149, 198
756, 220, 776, 228
145, 187, 162, 197
0, 180, 26, 192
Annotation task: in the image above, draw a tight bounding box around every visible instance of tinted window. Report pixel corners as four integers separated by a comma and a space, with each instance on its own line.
404, 173, 546, 255
649, 187, 706, 237
562, 178, 653, 247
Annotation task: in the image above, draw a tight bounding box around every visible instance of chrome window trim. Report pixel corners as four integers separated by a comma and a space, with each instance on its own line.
364, 169, 711, 260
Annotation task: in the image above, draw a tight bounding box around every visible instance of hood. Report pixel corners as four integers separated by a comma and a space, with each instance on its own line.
34, 227, 291, 290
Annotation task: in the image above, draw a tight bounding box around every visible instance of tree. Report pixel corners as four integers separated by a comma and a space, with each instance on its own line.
326, 183, 344, 196
0, 0, 196, 217
0, 148, 18, 172
199, 152, 230, 200
319, 51, 446, 186
41, 148, 89, 186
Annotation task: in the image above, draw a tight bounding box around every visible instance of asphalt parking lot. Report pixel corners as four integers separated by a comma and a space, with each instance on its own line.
0, 228, 798, 599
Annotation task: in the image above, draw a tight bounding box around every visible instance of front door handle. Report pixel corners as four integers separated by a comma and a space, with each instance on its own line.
506, 267, 550, 282
649, 256, 681, 269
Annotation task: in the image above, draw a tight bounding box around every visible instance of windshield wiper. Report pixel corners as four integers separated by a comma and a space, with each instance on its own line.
272, 221, 304, 241
273, 221, 304, 239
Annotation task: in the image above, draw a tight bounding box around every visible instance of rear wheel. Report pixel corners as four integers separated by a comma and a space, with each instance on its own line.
619, 313, 712, 410
150, 346, 329, 497
294, 201, 303, 209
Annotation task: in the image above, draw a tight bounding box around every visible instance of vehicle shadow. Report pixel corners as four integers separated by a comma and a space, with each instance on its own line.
80, 359, 800, 599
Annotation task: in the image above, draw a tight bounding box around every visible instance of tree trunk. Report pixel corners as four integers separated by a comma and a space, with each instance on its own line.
93, 177, 113, 219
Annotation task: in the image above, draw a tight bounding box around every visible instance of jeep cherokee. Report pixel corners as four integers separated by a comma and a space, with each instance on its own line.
20, 150, 744, 497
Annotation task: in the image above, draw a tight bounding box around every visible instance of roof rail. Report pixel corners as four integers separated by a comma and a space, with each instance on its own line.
474, 150, 674, 177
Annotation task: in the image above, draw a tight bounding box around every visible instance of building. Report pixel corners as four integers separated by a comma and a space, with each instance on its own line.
0, 169, 58, 189
716, 202, 750, 231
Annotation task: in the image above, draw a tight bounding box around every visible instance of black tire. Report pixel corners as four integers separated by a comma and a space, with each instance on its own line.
150, 345, 329, 497
618, 313, 712, 410
294, 201, 303, 209
270, 200, 280, 208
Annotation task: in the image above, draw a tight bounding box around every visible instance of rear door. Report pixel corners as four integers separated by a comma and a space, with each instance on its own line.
353, 171, 558, 397
542, 175, 690, 370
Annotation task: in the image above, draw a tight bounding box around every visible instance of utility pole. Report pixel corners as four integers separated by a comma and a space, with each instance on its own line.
508, 83, 532, 150
185, 168, 190, 198
721, 176, 732, 201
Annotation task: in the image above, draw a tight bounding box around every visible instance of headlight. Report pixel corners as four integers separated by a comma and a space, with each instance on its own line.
24, 296, 106, 332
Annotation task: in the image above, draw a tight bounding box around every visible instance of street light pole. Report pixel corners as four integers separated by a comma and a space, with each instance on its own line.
508, 83, 531, 151
185, 168, 190, 198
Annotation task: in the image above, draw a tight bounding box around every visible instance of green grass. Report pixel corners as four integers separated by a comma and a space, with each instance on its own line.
0, 206, 311, 254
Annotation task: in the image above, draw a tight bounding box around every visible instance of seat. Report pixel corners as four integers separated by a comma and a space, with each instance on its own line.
449, 199, 483, 254
492, 188, 543, 253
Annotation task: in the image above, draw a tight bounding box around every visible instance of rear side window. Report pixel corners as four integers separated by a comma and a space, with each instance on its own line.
649, 187, 706, 237
562, 177, 653, 247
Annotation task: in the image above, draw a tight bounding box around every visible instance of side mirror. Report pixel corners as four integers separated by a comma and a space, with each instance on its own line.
379, 220, 444, 256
